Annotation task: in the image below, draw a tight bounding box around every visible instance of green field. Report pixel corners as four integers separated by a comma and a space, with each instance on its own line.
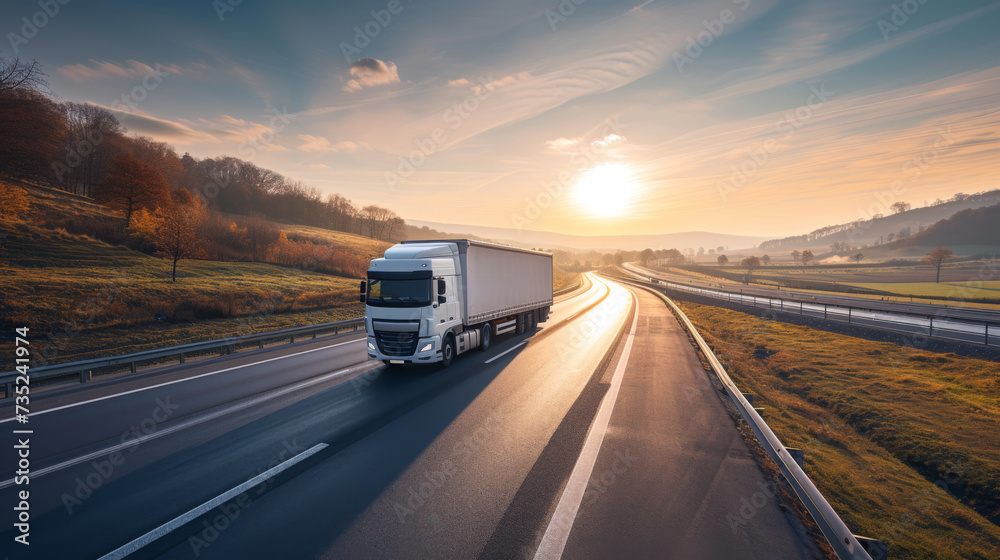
845, 281, 1000, 299
676, 300, 1000, 559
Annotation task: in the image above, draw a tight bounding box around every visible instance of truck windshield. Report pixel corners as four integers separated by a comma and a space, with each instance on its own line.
366, 278, 432, 307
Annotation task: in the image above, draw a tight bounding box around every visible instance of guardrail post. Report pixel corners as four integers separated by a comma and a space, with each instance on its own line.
754, 407, 765, 417
130, 362, 137, 374
929, 317, 933, 337
824, 305, 827, 320
786, 447, 804, 468
854, 536, 888, 560
848, 307, 851, 324
259, 339, 265, 349
312, 330, 317, 339
742, 393, 755, 405
80, 369, 90, 383
179, 354, 185, 364
4, 382, 12, 399
987, 323, 991, 345
290, 334, 295, 343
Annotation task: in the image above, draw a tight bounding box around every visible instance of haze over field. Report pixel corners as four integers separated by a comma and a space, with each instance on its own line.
4, 0, 999, 238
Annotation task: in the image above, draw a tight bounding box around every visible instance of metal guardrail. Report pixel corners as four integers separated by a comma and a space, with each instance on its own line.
2, 318, 365, 398
622, 267, 999, 349
610, 275, 876, 560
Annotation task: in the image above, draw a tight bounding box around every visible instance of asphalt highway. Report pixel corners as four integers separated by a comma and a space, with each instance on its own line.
1, 274, 818, 559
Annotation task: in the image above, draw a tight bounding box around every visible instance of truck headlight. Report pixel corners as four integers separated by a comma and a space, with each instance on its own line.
368, 340, 376, 351
419, 342, 433, 352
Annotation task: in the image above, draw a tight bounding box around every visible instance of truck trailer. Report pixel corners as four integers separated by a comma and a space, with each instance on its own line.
361, 239, 553, 367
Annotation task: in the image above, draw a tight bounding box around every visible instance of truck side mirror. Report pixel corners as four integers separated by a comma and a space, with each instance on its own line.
437, 278, 446, 304
359, 280, 366, 303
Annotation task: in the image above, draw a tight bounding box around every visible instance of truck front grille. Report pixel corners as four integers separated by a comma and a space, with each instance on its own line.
374, 331, 418, 356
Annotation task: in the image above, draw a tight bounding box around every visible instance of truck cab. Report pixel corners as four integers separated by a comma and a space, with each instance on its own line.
362, 242, 462, 365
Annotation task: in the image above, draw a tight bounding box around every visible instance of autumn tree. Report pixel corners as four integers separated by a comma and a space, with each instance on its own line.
640, 248, 655, 265
761, 254, 771, 266
791, 250, 801, 264
131, 191, 206, 282
923, 246, 953, 283
801, 250, 814, 265
242, 215, 281, 261
740, 255, 761, 283
58, 102, 123, 195
717, 254, 729, 265
94, 153, 170, 227
0, 89, 67, 183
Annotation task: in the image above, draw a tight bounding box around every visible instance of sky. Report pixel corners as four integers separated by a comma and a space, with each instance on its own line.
4, 0, 1000, 238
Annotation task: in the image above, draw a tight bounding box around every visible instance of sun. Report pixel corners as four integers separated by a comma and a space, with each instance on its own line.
573, 164, 636, 218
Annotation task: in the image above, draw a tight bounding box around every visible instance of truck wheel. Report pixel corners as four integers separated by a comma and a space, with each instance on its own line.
480, 324, 492, 351
514, 313, 524, 335
441, 335, 455, 368
528, 311, 536, 331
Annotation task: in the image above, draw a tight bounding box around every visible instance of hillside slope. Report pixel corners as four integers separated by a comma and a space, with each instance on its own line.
895, 203, 1000, 249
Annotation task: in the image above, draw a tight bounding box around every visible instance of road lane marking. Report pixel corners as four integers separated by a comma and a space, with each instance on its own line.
0, 337, 365, 424
0, 361, 375, 489
533, 286, 639, 560
97, 443, 328, 560
485, 341, 528, 364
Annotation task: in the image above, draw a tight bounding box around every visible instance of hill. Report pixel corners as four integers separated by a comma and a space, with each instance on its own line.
759, 190, 1000, 253
405, 219, 769, 252
894, 203, 1000, 252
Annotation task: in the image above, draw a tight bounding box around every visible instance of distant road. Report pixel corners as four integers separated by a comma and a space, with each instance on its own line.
1, 274, 817, 559
626, 262, 1000, 323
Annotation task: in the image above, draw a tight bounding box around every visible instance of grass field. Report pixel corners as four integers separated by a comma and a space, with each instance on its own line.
278, 222, 392, 257
845, 281, 1000, 299
674, 300, 1000, 559
0, 219, 361, 364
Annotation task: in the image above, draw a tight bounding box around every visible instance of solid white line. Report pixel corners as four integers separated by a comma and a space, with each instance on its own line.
533, 287, 638, 560
97, 442, 328, 560
0, 337, 364, 424
484, 341, 528, 364
0, 361, 374, 489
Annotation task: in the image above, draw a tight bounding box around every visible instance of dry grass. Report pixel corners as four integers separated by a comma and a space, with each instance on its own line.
675, 300, 1000, 559
0, 219, 362, 365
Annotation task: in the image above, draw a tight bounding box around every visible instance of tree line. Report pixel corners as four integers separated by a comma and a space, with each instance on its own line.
1, 57, 402, 280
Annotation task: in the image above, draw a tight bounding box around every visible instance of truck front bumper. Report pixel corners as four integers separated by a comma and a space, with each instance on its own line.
367, 335, 442, 363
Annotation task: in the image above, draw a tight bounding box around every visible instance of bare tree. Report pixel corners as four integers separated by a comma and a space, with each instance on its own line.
923, 247, 953, 283
890, 201, 911, 214
740, 256, 761, 283
0, 57, 47, 92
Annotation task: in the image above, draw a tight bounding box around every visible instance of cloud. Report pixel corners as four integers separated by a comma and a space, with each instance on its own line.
447, 78, 471, 87
297, 134, 360, 152
309, 163, 331, 169
343, 58, 400, 92
546, 133, 627, 153
58, 60, 207, 82
93, 103, 219, 143
471, 72, 530, 96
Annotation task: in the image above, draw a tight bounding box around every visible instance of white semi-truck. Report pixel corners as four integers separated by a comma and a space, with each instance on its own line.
361, 239, 553, 367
